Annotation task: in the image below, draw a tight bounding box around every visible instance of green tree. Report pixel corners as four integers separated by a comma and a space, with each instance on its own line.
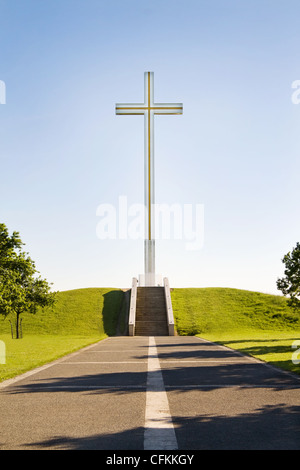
277, 242, 300, 311
0, 223, 56, 338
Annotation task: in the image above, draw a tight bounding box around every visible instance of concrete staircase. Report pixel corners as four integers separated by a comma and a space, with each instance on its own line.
134, 287, 169, 336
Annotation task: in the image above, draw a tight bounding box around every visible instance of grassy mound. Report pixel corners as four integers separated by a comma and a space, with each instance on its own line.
0, 288, 123, 338
0, 288, 124, 382
171, 287, 299, 335
171, 288, 300, 375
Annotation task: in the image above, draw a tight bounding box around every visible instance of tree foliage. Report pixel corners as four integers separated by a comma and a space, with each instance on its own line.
0, 223, 56, 338
277, 242, 300, 311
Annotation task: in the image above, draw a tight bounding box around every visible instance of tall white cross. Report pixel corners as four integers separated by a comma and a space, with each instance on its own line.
116, 72, 183, 286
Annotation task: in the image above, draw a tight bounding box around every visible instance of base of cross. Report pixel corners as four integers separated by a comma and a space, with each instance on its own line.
138, 273, 163, 287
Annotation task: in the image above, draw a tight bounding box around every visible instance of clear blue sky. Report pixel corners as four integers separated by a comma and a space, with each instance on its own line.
1, 0, 300, 294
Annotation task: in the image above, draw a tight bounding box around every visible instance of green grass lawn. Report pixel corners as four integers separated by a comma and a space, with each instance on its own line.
171, 287, 300, 376
198, 330, 300, 376
0, 334, 102, 382
0, 287, 124, 382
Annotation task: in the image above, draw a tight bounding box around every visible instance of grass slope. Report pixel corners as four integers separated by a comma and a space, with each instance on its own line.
0, 288, 123, 382
171, 287, 300, 375
0, 287, 123, 337
171, 287, 299, 335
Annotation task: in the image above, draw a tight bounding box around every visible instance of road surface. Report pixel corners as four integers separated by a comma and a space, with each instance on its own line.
0, 336, 299, 450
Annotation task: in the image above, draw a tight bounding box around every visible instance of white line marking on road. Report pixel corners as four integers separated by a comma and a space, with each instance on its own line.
81, 350, 145, 353
159, 360, 252, 363
61, 360, 249, 365
9, 383, 300, 391
9, 385, 147, 390
144, 337, 178, 450
165, 384, 300, 389
62, 361, 147, 364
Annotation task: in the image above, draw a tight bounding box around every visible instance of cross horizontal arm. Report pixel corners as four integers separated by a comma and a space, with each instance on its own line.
116, 103, 183, 115
152, 103, 183, 114
116, 103, 146, 115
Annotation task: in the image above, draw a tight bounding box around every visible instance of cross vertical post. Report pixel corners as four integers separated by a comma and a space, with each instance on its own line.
116, 72, 183, 286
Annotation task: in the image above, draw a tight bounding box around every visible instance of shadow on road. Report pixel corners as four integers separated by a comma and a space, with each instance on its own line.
19, 402, 300, 450
2, 338, 300, 450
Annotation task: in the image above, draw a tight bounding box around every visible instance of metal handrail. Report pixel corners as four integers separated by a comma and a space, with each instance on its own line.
163, 277, 175, 336
128, 277, 138, 336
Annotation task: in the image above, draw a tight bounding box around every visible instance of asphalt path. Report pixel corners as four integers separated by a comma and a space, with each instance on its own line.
0, 336, 300, 450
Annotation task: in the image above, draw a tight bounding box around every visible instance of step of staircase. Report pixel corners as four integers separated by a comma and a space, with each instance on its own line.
134, 286, 169, 336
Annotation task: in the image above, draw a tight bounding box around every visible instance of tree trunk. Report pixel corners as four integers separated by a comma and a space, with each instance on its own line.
16, 311, 20, 339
